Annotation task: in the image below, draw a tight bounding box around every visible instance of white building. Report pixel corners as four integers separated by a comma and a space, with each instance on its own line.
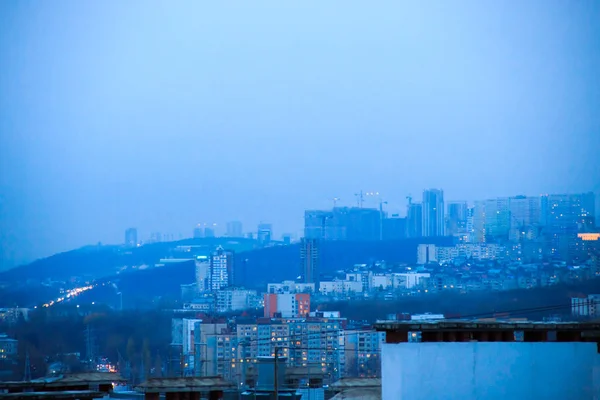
370, 274, 392, 291
377, 321, 600, 400
436, 243, 506, 263
215, 288, 259, 313
392, 273, 430, 289
319, 280, 363, 295
208, 246, 233, 291
267, 280, 315, 294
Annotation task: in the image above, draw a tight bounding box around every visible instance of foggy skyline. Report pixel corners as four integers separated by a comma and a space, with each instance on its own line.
1, 0, 600, 269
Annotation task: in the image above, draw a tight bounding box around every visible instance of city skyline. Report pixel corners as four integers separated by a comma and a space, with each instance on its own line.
2, 1, 600, 269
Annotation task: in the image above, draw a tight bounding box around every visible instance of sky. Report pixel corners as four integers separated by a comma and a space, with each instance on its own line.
1, 0, 599, 269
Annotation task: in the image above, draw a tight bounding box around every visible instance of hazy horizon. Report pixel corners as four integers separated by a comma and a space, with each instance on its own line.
1, 0, 600, 269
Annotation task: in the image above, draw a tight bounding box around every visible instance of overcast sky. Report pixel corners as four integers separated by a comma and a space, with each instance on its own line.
1, 0, 599, 269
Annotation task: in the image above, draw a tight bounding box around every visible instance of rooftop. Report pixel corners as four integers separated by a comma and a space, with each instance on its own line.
375, 321, 600, 331
0, 391, 104, 400
135, 376, 236, 393
0, 372, 125, 390
375, 321, 600, 343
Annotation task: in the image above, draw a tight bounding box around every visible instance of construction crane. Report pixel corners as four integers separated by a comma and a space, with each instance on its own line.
354, 191, 364, 208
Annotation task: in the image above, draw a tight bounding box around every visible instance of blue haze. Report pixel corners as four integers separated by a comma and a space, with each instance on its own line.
1, 1, 599, 269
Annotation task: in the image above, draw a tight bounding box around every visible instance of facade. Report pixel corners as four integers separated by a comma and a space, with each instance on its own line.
301, 238, 320, 288
215, 288, 259, 313
470, 201, 486, 243
263, 293, 311, 318
124, 228, 137, 247
267, 281, 315, 294
343, 330, 385, 378
319, 280, 363, 295
508, 196, 542, 242
257, 223, 272, 244
376, 321, 600, 400
417, 244, 437, 264
226, 221, 243, 238
543, 193, 597, 260
571, 295, 600, 317
195, 258, 210, 292
446, 201, 468, 237
208, 246, 234, 291
393, 273, 430, 289
406, 203, 423, 238
484, 197, 511, 241
422, 189, 445, 237
238, 318, 346, 382
436, 243, 507, 263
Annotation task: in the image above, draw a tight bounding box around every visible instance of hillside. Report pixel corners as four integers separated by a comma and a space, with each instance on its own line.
0, 237, 453, 307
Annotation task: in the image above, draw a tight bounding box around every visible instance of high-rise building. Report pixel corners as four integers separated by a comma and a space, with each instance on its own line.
484, 197, 510, 241
446, 201, 468, 236
470, 201, 486, 243
124, 228, 138, 247
304, 207, 380, 241
406, 203, 423, 238
544, 192, 596, 233
382, 215, 407, 240
204, 225, 216, 238
195, 257, 210, 292
193, 225, 203, 239
300, 238, 320, 289
257, 223, 272, 244
422, 189, 445, 237
542, 192, 596, 260
226, 221, 243, 238
508, 195, 542, 242
208, 246, 234, 290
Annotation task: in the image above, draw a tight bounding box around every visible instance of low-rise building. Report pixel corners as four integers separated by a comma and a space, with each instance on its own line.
320, 280, 363, 295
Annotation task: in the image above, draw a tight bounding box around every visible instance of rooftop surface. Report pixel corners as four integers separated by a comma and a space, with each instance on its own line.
0, 390, 104, 399
330, 378, 381, 389
0, 372, 124, 390
374, 321, 600, 331
136, 376, 236, 393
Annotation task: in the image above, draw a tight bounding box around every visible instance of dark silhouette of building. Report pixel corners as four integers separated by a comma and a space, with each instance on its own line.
124, 228, 137, 247
300, 238, 320, 289
226, 220, 243, 237
304, 207, 380, 241
383, 215, 407, 240
406, 203, 423, 238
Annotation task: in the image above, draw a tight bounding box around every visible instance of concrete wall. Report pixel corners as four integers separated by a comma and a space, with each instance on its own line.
382, 342, 600, 400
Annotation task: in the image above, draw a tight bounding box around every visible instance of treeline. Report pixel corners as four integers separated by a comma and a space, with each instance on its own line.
0, 308, 173, 381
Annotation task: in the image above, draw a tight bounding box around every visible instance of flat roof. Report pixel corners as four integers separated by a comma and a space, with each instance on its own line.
330, 378, 381, 389
0, 372, 125, 390
0, 391, 104, 399
136, 376, 236, 393
374, 321, 600, 332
